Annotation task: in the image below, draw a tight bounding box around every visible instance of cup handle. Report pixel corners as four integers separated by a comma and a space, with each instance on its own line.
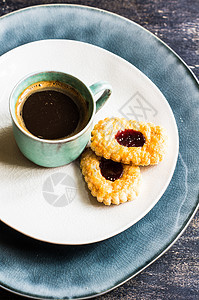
89, 81, 112, 113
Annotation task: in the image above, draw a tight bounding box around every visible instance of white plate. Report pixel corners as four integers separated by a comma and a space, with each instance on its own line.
0, 39, 178, 245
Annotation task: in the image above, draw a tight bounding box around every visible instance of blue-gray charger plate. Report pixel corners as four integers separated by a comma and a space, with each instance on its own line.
0, 4, 198, 299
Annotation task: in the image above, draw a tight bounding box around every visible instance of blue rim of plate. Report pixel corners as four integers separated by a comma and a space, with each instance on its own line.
0, 4, 198, 300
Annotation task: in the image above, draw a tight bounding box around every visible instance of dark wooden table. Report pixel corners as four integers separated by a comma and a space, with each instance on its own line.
0, 1, 198, 299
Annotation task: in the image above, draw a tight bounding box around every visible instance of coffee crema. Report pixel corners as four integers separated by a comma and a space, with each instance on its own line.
15, 81, 89, 140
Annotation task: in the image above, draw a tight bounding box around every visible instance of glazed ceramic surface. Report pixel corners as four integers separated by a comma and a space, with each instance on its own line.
9, 70, 112, 167
0, 39, 178, 245
0, 5, 198, 300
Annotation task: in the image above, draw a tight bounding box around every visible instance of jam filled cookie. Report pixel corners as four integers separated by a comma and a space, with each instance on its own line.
91, 117, 167, 166
80, 148, 141, 205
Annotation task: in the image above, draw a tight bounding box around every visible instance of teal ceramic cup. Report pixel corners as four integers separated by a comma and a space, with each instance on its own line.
9, 71, 112, 167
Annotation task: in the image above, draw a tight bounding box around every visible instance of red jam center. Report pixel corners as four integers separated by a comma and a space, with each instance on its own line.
99, 157, 123, 182
115, 129, 145, 147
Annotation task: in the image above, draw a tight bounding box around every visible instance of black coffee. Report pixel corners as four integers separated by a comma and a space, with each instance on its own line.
16, 81, 88, 140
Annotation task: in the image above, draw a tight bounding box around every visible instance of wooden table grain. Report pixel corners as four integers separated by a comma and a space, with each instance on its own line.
0, 1, 198, 299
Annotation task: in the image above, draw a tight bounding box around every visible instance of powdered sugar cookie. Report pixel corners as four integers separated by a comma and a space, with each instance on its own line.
80, 148, 141, 205
91, 117, 167, 165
